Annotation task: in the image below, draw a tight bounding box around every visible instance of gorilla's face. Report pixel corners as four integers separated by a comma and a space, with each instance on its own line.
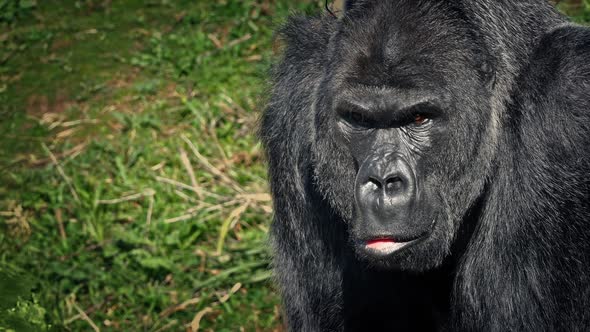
312, 1, 497, 271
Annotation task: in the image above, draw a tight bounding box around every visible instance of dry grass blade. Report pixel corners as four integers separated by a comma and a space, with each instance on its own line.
173, 189, 198, 203
56, 128, 78, 140
216, 202, 249, 254
25, 142, 87, 167
72, 302, 100, 332
180, 134, 245, 193
155, 176, 225, 199
153, 320, 178, 332
55, 208, 67, 240
164, 210, 219, 224
185, 283, 243, 331
163, 214, 194, 224
218, 283, 242, 303
189, 307, 213, 332
198, 33, 253, 60
150, 161, 166, 171
159, 297, 201, 318
164, 199, 240, 224
97, 189, 155, 205
237, 193, 272, 214
237, 193, 271, 202
179, 147, 202, 199
42, 142, 80, 203
207, 33, 223, 49
208, 120, 230, 169
227, 33, 252, 48
60, 119, 100, 127
155, 176, 198, 192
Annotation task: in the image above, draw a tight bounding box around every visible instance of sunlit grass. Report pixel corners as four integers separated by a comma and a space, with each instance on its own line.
0, 1, 320, 330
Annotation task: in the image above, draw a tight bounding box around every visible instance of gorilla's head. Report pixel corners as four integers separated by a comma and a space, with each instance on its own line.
312, 1, 498, 271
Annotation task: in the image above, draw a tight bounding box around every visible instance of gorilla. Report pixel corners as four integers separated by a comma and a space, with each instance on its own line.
260, 0, 590, 330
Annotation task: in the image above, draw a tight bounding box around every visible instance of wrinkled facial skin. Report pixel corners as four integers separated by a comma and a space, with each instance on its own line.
338, 95, 442, 258
312, 1, 496, 271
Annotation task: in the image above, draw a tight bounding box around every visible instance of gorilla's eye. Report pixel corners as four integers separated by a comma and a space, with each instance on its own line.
342, 111, 371, 128
414, 114, 429, 125
350, 112, 364, 123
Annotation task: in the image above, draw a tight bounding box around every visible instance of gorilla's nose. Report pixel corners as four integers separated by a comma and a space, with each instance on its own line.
355, 153, 417, 226
366, 174, 408, 198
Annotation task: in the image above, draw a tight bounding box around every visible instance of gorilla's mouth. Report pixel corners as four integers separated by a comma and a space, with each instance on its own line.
363, 237, 421, 256
359, 224, 434, 258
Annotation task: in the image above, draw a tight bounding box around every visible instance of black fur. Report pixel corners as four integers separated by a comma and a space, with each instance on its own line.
260, 0, 590, 330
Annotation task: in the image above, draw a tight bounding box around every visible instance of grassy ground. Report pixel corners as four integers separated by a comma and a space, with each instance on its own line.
1, 1, 589, 331
0, 1, 320, 331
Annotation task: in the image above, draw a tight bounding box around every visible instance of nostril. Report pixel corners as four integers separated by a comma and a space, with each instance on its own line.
368, 177, 382, 190
386, 176, 402, 184
385, 176, 403, 192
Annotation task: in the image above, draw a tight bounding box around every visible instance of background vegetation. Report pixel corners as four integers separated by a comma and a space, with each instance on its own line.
1, 0, 589, 331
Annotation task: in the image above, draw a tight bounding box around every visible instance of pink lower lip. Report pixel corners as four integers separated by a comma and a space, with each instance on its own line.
366, 239, 396, 250
366, 238, 410, 253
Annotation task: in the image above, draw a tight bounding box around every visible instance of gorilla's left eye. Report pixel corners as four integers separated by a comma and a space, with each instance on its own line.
340, 111, 373, 129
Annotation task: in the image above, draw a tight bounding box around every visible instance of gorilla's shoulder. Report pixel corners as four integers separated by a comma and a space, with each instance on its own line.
542, 23, 590, 53
517, 24, 590, 114
511, 23, 590, 167
528, 24, 590, 85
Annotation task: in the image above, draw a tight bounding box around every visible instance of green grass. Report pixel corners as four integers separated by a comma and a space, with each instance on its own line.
2, 1, 590, 331
0, 1, 321, 331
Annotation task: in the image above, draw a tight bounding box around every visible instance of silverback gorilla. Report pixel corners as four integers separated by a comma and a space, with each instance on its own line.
260, 0, 590, 330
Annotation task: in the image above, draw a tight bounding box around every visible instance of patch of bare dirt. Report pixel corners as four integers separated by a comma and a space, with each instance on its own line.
26, 90, 75, 117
